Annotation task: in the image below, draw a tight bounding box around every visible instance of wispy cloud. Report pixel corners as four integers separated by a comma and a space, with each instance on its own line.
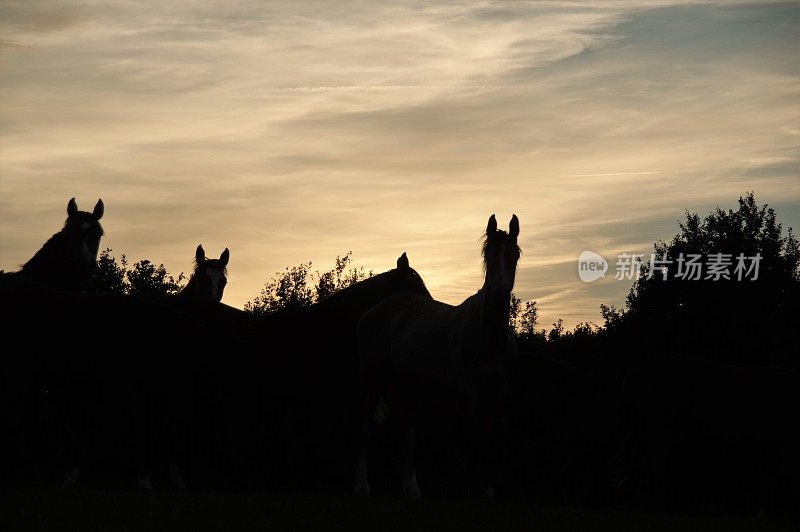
560, 171, 662, 177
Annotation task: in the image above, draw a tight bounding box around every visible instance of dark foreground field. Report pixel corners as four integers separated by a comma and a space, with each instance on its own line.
1, 488, 795, 532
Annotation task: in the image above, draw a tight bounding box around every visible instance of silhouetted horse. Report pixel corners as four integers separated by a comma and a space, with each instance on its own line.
355, 215, 520, 499
1, 197, 104, 293
90, 244, 237, 492
165, 245, 230, 310
138, 244, 230, 491
0, 205, 223, 492
61, 293, 226, 492
1, 198, 105, 486
78, 245, 233, 491
621, 355, 800, 516
259, 253, 426, 358
211, 253, 432, 493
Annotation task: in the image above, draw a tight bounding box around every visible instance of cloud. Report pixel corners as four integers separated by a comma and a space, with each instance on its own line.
1, 1, 798, 329
0, 2, 83, 34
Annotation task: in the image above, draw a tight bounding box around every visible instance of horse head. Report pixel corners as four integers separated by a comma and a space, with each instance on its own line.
187, 244, 229, 304
392, 252, 432, 299
65, 197, 105, 270
482, 214, 520, 298
19, 197, 105, 291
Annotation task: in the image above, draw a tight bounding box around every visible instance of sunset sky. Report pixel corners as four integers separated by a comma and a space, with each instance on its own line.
1, 0, 798, 329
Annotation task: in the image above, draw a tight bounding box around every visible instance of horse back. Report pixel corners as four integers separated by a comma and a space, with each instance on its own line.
358, 292, 467, 390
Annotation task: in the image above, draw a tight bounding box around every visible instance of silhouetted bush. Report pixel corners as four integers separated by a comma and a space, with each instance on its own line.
508, 294, 540, 339
127, 259, 185, 300
608, 192, 799, 370
85, 248, 185, 299
84, 248, 128, 295
244, 252, 372, 314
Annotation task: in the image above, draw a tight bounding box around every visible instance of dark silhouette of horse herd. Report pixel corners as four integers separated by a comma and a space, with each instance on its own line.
1, 198, 798, 518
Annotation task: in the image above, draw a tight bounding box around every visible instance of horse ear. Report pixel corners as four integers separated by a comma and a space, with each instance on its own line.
509, 214, 519, 239
92, 199, 104, 220
397, 252, 409, 270
196, 245, 206, 263
486, 214, 497, 235
219, 248, 230, 267
67, 198, 78, 217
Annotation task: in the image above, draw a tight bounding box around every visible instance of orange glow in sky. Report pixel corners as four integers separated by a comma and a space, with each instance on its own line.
1, 1, 798, 329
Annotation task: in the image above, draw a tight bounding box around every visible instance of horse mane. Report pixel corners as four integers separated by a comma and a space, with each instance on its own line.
20, 215, 104, 290
407, 268, 428, 291
192, 258, 228, 277
481, 229, 521, 272
22, 228, 69, 273
24, 218, 99, 271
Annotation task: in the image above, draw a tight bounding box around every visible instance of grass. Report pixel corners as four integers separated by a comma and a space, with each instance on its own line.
1, 488, 795, 532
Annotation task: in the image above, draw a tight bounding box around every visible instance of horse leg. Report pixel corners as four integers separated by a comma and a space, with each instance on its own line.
355, 384, 380, 497
167, 390, 188, 491
355, 383, 381, 497
468, 395, 495, 501
473, 427, 495, 501
354, 418, 371, 497
400, 408, 420, 499
134, 382, 153, 491
59, 391, 83, 490
59, 360, 89, 490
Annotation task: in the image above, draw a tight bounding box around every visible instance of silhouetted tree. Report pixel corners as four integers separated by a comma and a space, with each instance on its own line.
245, 262, 313, 314
84, 248, 186, 300
518, 300, 540, 338
548, 319, 565, 342
509, 293, 522, 332
599, 304, 625, 332
511, 295, 603, 361
85, 248, 128, 294
611, 192, 799, 368
245, 253, 372, 314
509, 295, 540, 338
315, 251, 372, 300
127, 259, 185, 300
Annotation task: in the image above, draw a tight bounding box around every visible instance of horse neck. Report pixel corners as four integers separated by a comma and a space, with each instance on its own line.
176, 274, 197, 298
258, 270, 414, 329
475, 277, 512, 347
21, 229, 86, 292
260, 271, 395, 330
316, 270, 392, 313
174, 273, 202, 304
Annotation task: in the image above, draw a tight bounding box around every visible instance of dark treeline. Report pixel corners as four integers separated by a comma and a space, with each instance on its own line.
513, 192, 799, 373
502, 193, 800, 515
2, 192, 798, 519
